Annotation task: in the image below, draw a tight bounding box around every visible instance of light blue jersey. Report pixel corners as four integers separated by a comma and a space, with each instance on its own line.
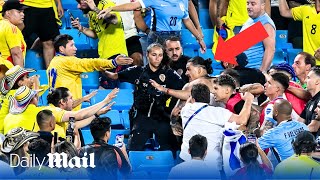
241, 13, 276, 69
258, 120, 309, 161
138, 0, 189, 31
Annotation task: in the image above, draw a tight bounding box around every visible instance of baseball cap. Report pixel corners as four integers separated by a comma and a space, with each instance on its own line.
1, 0, 27, 15
235, 53, 248, 68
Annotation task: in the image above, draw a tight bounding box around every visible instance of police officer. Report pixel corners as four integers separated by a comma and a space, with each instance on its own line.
102, 43, 184, 151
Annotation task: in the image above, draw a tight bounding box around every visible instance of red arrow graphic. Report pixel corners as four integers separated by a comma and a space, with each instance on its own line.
214, 21, 269, 65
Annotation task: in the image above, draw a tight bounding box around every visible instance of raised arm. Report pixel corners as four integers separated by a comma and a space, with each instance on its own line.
260, 24, 275, 71
287, 85, 312, 101
188, 0, 203, 37
72, 90, 98, 108
278, 0, 293, 18
149, 80, 191, 100
183, 18, 206, 53
229, 92, 254, 125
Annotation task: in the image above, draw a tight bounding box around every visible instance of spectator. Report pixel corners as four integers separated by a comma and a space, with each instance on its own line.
0, 56, 13, 81
1, 127, 39, 175
22, 0, 63, 68
0, 0, 27, 67
3, 86, 41, 134
315, 47, 320, 60
74, 0, 128, 62
54, 141, 88, 177
241, 0, 276, 71
96, 0, 206, 53
80, 117, 131, 179
299, 67, 320, 136
259, 72, 300, 133
0, 66, 42, 134
164, 36, 190, 84
278, 0, 320, 65
47, 34, 133, 110
103, 43, 184, 151
231, 142, 273, 180
169, 134, 214, 178
292, 52, 316, 89
180, 84, 253, 173
36, 109, 64, 144
258, 99, 309, 162
273, 63, 307, 114
274, 131, 320, 179
45, 87, 117, 137
212, 74, 261, 131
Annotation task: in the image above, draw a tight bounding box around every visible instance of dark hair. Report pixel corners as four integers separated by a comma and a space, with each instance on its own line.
189, 134, 207, 159
47, 87, 70, 106
191, 84, 210, 104
76, 0, 99, 14
222, 69, 240, 86
28, 139, 51, 166
12, 73, 28, 90
213, 74, 236, 90
53, 34, 73, 53
54, 141, 78, 161
188, 56, 213, 74
271, 72, 289, 90
90, 117, 111, 141
164, 36, 181, 48
299, 52, 316, 67
239, 143, 266, 179
310, 66, 320, 77
292, 131, 317, 155
37, 109, 53, 129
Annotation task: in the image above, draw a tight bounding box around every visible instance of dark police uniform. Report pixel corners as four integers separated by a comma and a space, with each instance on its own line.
118, 65, 184, 151
300, 91, 320, 137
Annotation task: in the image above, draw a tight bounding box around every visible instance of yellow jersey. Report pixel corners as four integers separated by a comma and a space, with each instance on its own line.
88, 0, 128, 58
42, 104, 67, 138
21, 0, 53, 8
292, 4, 320, 65
0, 0, 4, 20
3, 104, 40, 134
47, 55, 115, 110
274, 155, 320, 179
0, 19, 26, 65
0, 90, 15, 134
225, 0, 249, 29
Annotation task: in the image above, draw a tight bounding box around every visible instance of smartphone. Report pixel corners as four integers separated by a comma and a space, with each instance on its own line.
54, 132, 58, 145
114, 134, 124, 148
247, 134, 257, 144
68, 11, 75, 21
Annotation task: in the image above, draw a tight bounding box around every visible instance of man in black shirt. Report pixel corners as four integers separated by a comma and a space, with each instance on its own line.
299, 67, 320, 137
164, 36, 191, 84
81, 117, 131, 180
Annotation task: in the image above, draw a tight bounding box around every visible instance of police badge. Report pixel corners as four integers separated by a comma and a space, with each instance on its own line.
159, 74, 166, 82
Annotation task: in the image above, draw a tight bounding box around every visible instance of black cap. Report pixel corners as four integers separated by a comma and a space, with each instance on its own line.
1, 0, 27, 15
235, 53, 248, 68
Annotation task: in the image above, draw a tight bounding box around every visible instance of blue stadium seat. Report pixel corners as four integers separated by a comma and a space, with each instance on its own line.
129, 151, 175, 172
59, 29, 91, 50
100, 110, 122, 128
181, 29, 199, 49
81, 71, 99, 93
210, 69, 223, 77
81, 129, 93, 145
203, 29, 214, 48
199, 9, 213, 29
81, 89, 90, 109
89, 38, 99, 49
66, 9, 89, 29
287, 48, 302, 65
119, 82, 134, 90
90, 89, 133, 111
25, 50, 45, 70
272, 48, 286, 65
275, 30, 293, 50
61, 0, 78, 10
121, 110, 130, 129
198, 49, 223, 69
59, 14, 68, 30
183, 48, 196, 58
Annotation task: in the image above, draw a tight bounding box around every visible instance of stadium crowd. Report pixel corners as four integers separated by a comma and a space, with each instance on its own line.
0, 0, 320, 179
